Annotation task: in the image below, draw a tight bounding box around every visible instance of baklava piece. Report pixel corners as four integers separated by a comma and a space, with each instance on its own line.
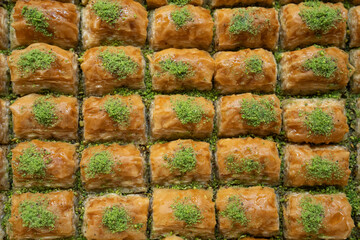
11, 0, 79, 49
148, 48, 214, 92
350, 49, 360, 93
83, 94, 146, 143
10, 94, 79, 141
217, 93, 282, 137
210, 0, 274, 8
152, 188, 216, 239
0, 147, 9, 190
83, 194, 149, 240
283, 193, 354, 239
150, 139, 211, 186
0, 99, 9, 144
162, 236, 185, 240
147, 0, 203, 9
280, 46, 353, 95
283, 99, 348, 144
82, 0, 148, 49
11, 140, 77, 189
0, 54, 7, 95
149, 5, 213, 50
0, 7, 8, 50
280, 2, 347, 50
216, 138, 281, 185
214, 49, 277, 94
8, 43, 78, 95
81, 46, 145, 96
216, 186, 279, 238
7, 191, 76, 240
349, 6, 360, 48
214, 7, 279, 51
150, 95, 215, 140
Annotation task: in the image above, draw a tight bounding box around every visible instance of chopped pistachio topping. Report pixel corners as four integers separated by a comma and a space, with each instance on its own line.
229, 9, 257, 35
92, 0, 122, 24
19, 199, 56, 229
22, 6, 52, 37
165, 146, 197, 173
245, 55, 263, 74
102, 206, 130, 233
32, 96, 58, 127
99, 50, 138, 80
299, 197, 325, 234
225, 154, 261, 174
159, 58, 191, 79
221, 196, 249, 226
304, 108, 334, 136
171, 7, 193, 29
171, 97, 205, 124
17, 145, 51, 177
104, 97, 130, 125
171, 198, 203, 225
305, 156, 343, 180
299, 1, 343, 33
303, 51, 337, 78
18, 49, 56, 74
240, 98, 277, 127
169, 0, 190, 6
86, 151, 114, 178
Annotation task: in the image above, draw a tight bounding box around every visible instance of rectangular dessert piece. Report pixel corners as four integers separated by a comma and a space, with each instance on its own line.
152, 188, 216, 239
0, 147, 9, 190
83, 194, 149, 240
147, 0, 203, 9
11, 140, 77, 189
0, 7, 8, 50
214, 49, 277, 94
149, 5, 213, 50
7, 191, 76, 240
210, 0, 274, 8
150, 95, 215, 140
82, 0, 148, 49
217, 93, 282, 137
10, 94, 79, 141
216, 138, 281, 185
11, 0, 79, 49
280, 46, 353, 95
0, 54, 7, 95
8, 43, 78, 95
0, 99, 9, 144
283, 193, 354, 239
148, 48, 214, 92
283, 98, 348, 144
83, 94, 146, 143
216, 186, 279, 238
81, 46, 145, 96
214, 7, 279, 51
80, 143, 146, 192
350, 49, 360, 93
284, 144, 350, 187
280, 2, 347, 50
349, 6, 360, 48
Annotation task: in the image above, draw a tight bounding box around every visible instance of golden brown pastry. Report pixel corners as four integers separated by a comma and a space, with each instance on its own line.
216, 186, 279, 238
148, 48, 214, 92
149, 5, 213, 51
214, 49, 276, 94
81, 46, 145, 96
0, 147, 9, 190
11, 0, 79, 49
0, 7, 8, 50
284, 144, 350, 187
350, 49, 360, 93
0, 99, 9, 144
150, 95, 215, 140
8, 43, 78, 95
210, 0, 274, 8
216, 138, 281, 185
0, 54, 7, 95
280, 2, 347, 50
11, 140, 77, 189
162, 236, 184, 240
283, 99, 348, 144
80, 144, 146, 192
349, 6, 360, 48
147, 0, 203, 9
83, 194, 149, 240
83, 94, 146, 143
152, 188, 216, 239
10, 94, 79, 141
12, 0, 75, 2
82, 0, 148, 49
280, 46, 353, 95
283, 193, 354, 239
217, 93, 282, 137
7, 191, 76, 240
214, 7, 279, 51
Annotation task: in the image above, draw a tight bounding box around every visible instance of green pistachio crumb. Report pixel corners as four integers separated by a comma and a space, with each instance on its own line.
303, 51, 337, 78
99, 50, 138, 80
304, 108, 334, 136
245, 55, 263, 74
171, 97, 205, 124
229, 9, 257, 35
32, 96, 58, 127
102, 206, 130, 233
225, 154, 261, 174
159, 58, 192, 79
22, 6, 52, 37
240, 98, 277, 127
17, 145, 51, 177
171, 198, 203, 225
104, 97, 130, 125
171, 7, 193, 29
17, 49, 56, 74
165, 146, 197, 173
305, 156, 343, 181
86, 150, 114, 178
221, 195, 249, 226
299, 197, 325, 234
169, 0, 190, 6
19, 199, 56, 229
92, 0, 122, 24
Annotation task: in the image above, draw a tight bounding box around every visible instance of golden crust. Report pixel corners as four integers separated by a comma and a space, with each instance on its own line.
350, 49, 360, 93
0, 99, 9, 144
349, 6, 360, 47
0, 7, 8, 50
0, 54, 7, 95
147, 0, 203, 9
0, 147, 9, 190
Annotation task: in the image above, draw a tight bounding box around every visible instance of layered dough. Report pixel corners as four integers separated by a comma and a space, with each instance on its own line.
10, 94, 79, 141
81, 46, 145, 96
210, 0, 274, 8
149, 5, 213, 50
350, 49, 360, 93
0, 54, 7, 95
283, 99, 348, 144
349, 6, 360, 48
214, 49, 277, 94
7, 191, 76, 240
83, 194, 149, 240
283, 193, 354, 239
214, 7, 279, 51
152, 188, 216, 239
80, 144, 146, 192
0, 147, 9, 190
280, 3, 347, 50
280, 46, 353, 95
8, 43, 78, 95
216, 138, 281, 185
0, 7, 8, 50
11, 140, 77, 189
148, 48, 214, 92
82, 0, 148, 49
147, 0, 203, 9
11, 0, 79, 49
216, 187, 279, 238
0, 99, 9, 144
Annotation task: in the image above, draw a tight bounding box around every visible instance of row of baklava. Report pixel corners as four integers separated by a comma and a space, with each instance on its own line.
0, 188, 355, 239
